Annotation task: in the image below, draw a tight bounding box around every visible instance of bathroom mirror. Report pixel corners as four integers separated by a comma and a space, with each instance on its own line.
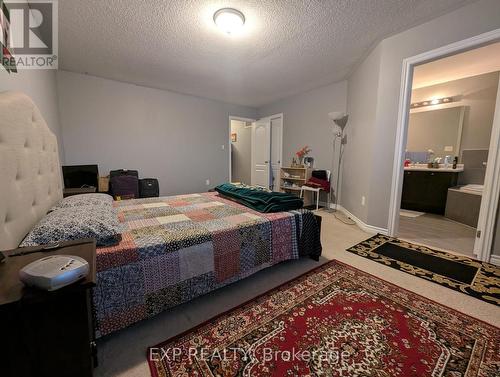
407, 105, 465, 160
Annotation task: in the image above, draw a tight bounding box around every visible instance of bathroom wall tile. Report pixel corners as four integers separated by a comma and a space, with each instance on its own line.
461, 149, 488, 169
459, 149, 488, 184
459, 169, 486, 185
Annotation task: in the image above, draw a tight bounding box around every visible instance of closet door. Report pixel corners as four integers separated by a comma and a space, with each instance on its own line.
251, 120, 271, 188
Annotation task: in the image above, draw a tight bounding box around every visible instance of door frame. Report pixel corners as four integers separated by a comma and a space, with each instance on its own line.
269, 114, 284, 190
228, 115, 256, 183
251, 113, 283, 189
475, 75, 500, 261
387, 28, 500, 263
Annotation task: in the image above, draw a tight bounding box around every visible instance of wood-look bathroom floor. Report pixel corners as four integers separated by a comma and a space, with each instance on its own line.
398, 213, 476, 257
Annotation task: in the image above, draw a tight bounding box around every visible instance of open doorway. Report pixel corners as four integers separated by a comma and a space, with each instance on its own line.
230, 118, 253, 185
229, 114, 283, 190
389, 37, 500, 263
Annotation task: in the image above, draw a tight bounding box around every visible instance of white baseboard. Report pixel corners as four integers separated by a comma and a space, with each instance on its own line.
490, 254, 500, 266
329, 204, 388, 235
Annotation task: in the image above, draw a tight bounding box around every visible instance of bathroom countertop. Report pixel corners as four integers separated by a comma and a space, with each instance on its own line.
404, 164, 464, 172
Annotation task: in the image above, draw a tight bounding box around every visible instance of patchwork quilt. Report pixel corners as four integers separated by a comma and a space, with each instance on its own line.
93, 192, 321, 337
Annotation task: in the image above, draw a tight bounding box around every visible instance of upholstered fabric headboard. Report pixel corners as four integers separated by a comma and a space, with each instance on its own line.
0, 91, 63, 250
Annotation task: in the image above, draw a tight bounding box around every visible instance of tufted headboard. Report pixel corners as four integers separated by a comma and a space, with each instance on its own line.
0, 91, 63, 250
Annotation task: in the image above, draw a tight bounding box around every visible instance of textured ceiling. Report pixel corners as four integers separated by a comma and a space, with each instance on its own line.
58, 0, 475, 107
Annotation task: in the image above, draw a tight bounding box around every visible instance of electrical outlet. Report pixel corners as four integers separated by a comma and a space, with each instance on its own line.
206, 179, 210, 186
361, 196, 366, 206
444, 146, 453, 152
221, 145, 225, 150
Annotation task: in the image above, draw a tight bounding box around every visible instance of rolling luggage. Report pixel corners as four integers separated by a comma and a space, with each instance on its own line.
139, 178, 159, 198
110, 174, 139, 199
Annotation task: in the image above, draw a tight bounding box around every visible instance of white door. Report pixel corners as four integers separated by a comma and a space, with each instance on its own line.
251, 120, 271, 188
271, 117, 283, 191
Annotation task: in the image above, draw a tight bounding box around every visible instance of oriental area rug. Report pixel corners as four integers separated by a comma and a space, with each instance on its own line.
148, 260, 499, 376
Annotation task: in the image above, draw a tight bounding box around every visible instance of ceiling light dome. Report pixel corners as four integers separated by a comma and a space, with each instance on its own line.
213, 8, 245, 34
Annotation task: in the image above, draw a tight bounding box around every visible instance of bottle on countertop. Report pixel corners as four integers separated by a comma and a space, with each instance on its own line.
453, 156, 458, 169
444, 155, 453, 168
427, 149, 435, 169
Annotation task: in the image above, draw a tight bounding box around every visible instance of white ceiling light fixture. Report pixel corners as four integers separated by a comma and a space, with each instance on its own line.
213, 8, 245, 34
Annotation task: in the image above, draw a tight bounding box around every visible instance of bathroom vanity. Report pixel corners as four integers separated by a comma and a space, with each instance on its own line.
401, 165, 463, 214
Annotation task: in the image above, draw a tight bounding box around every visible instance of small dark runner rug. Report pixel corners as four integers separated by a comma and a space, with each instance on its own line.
347, 234, 500, 306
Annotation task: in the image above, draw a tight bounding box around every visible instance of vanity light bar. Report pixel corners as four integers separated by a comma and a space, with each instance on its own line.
410, 97, 454, 109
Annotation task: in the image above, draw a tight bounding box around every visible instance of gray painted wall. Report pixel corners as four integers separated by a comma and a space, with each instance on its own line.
258, 81, 347, 169
230, 120, 252, 184
411, 72, 499, 158
258, 81, 347, 203
343, 43, 383, 222
57, 71, 256, 196
344, 0, 500, 229
0, 70, 63, 161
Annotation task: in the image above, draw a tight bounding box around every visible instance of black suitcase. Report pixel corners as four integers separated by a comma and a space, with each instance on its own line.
109, 169, 139, 198
110, 175, 139, 199
139, 178, 159, 198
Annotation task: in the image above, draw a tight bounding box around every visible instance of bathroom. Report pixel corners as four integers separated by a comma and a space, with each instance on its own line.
398, 52, 499, 257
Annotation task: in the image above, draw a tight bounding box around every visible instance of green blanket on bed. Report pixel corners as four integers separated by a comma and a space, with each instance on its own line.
215, 183, 303, 213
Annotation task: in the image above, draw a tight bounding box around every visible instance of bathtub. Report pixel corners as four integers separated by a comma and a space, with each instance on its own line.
459, 184, 483, 195
445, 185, 482, 227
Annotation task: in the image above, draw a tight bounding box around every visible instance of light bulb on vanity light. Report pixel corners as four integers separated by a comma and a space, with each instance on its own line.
410, 96, 454, 109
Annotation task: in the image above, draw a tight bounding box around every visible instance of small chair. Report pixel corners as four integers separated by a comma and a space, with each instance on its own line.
300, 170, 331, 210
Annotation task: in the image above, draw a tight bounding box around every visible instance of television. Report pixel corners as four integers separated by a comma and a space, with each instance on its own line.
62, 165, 99, 189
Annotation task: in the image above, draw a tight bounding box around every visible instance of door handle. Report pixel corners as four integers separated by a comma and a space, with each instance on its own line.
264, 161, 269, 163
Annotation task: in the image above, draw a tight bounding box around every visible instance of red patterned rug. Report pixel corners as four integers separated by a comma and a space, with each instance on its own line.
148, 260, 500, 376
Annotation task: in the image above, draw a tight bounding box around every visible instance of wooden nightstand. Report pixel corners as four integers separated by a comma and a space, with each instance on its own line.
0, 239, 97, 377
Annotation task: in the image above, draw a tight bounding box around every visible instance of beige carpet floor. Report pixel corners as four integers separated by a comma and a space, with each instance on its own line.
95, 211, 500, 377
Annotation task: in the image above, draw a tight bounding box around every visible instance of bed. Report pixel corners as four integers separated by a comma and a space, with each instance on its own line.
95, 193, 321, 336
0, 91, 322, 338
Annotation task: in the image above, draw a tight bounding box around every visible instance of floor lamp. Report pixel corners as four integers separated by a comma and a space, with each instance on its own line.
328, 112, 349, 214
